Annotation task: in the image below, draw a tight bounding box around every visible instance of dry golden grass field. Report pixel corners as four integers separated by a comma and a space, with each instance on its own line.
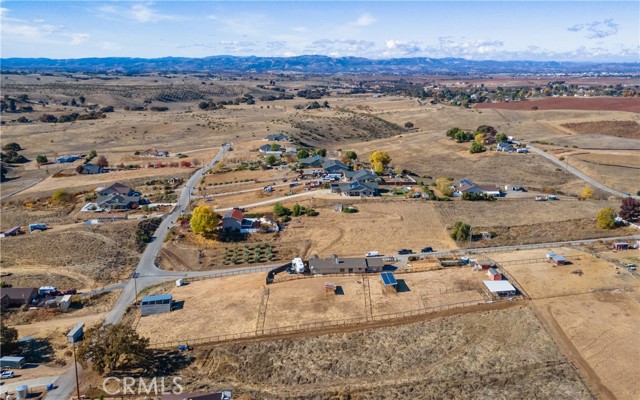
179, 305, 591, 399
136, 267, 487, 344
533, 291, 640, 400
490, 247, 639, 299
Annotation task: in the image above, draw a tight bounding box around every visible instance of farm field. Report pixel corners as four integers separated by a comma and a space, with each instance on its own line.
533, 291, 640, 400
475, 97, 640, 112
136, 267, 488, 344
489, 247, 639, 299
179, 305, 592, 399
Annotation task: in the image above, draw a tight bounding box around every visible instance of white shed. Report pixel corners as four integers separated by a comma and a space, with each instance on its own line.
58, 295, 72, 310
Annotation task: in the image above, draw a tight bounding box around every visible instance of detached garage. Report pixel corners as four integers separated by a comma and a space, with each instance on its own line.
483, 280, 517, 297
140, 294, 172, 316
0, 356, 26, 369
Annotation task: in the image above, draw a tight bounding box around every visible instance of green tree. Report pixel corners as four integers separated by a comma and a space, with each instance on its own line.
71, 98, 77, 106
496, 133, 508, 143
314, 148, 327, 157
297, 149, 309, 159
476, 125, 497, 135
292, 203, 302, 217
446, 127, 463, 138
404, 121, 414, 128
79, 96, 86, 104
345, 151, 357, 161
0, 321, 18, 353
9, 99, 16, 111
273, 202, 290, 217
51, 189, 71, 204
469, 142, 485, 154
596, 207, 616, 229
36, 155, 48, 165
2, 142, 21, 151
190, 206, 218, 235
450, 221, 471, 241
77, 324, 150, 374
270, 143, 280, 151
265, 154, 278, 166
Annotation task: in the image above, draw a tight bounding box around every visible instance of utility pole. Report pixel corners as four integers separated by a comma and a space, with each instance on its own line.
468, 226, 473, 254
72, 342, 80, 400
132, 272, 139, 304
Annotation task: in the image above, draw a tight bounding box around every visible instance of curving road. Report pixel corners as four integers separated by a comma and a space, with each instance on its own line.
525, 144, 639, 199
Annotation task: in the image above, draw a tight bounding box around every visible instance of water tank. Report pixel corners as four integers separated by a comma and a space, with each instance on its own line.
15, 385, 28, 400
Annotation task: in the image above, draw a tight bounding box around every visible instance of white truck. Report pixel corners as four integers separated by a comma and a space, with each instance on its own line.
365, 251, 380, 257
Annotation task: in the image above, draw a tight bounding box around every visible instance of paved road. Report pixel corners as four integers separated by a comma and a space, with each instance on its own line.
392, 234, 640, 264
215, 189, 332, 212
48, 146, 234, 399
525, 144, 638, 199
206, 179, 318, 198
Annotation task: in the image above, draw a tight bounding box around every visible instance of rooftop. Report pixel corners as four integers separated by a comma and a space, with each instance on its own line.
141, 294, 173, 303
483, 280, 516, 293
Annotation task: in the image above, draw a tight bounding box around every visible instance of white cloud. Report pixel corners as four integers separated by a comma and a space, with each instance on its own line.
354, 13, 376, 27
568, 18, 619, 39
384, 40, 422, 56
69, 33, 89, 45
97, 3, 180, 23
304, 39, 376, 56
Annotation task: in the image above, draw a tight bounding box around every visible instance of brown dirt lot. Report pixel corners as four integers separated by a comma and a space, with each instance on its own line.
475, 97, 640, 112
490, 247, 640, 299
136, 268, 488, 344
278, 200, 457, 258
179, 305, 591, 399
534, 291, 640, 400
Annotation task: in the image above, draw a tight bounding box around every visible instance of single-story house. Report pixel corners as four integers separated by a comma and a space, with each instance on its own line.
332, 180, 379, 197
309, 254, 385, 274
221, 208, 245, 232
454, 179, 502, 197
483, 280, 516, 296
259, 144, 281, 153
285, 147, 298, 154
265, 133, 291, 142
298, 155, 325, 167
487, 268, 502, 281
496, 142, 515, 152
0, 287, 38, 310
140, 294, 173, 316
322, 159, 349, 175
81, 163, 103, 175
96, 193, 141, 210
343, 168, 377, 183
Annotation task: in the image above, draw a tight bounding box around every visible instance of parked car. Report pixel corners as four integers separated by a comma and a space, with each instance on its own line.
0, 370, 15, 379
397, 249, 413, 255
420, 247, 434, 253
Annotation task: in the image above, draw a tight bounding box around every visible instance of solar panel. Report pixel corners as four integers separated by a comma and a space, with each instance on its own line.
381, 272, 398, 286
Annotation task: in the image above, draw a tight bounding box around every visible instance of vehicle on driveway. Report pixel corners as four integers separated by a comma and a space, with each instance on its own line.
0, 370, 15, 379
420, 247, 433, 253
397, 249, 413, 255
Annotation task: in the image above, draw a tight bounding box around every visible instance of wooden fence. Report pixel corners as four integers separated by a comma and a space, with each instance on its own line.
148, 298, 493, 350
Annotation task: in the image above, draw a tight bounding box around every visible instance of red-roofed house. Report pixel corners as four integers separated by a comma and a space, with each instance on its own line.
221, 208, 245, 232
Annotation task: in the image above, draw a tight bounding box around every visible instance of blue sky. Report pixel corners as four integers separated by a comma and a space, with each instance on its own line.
1, 1, 638, 61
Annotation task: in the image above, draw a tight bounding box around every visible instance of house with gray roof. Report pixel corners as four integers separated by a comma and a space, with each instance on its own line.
343, 168, 377, 183
298, 155, 325, 167
80, 163, 103, 175
259, 144, 282, 153
454, 179, 502, 197
264, 133, 291, 142
96, 193, 141, 210
322, 159, 349, 174
309, 254, 385, 274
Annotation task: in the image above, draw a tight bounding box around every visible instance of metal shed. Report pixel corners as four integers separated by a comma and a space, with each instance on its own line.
67, 322, 84, 343
483, 280, 517, 296
0, 356, 26, 369
140, 294, 173, 316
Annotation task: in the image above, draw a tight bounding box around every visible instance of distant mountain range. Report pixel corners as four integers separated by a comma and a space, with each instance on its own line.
2, 55, 639, 75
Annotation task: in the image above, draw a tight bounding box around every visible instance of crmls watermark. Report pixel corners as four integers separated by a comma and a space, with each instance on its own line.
102, 376, 183, 396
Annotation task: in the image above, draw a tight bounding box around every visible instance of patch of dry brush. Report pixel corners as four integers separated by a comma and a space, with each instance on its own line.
180, 306, 591, 399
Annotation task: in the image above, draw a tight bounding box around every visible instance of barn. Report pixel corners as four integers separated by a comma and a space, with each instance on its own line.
486, 268, 502, 281
483, 280, 517, 297
140, 294, 173, 316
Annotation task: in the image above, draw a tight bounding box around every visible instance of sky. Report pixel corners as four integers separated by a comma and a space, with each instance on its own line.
0, 1, 638, 62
